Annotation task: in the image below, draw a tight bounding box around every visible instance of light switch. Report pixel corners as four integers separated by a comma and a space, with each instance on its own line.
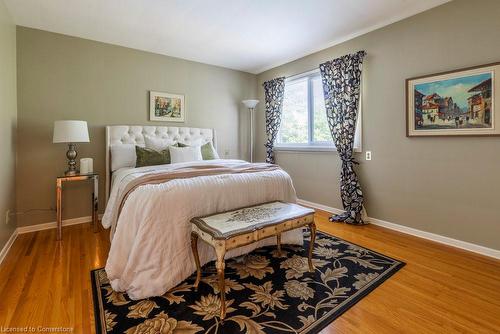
365, 151, 372, 161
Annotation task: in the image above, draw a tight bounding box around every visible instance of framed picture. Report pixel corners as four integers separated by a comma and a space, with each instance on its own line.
149, 91, 185, 122
406, 62, 500, 136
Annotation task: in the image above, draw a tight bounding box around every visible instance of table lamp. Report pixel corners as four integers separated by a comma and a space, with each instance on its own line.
53, 120, 90, 175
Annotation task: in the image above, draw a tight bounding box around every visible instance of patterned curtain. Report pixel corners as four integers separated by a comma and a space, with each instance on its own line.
263, 77, 286, 163
319, 51, 366, 225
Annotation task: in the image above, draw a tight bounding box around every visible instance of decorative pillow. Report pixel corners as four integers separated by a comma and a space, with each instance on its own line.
201, 142, 219, 160
178, 142, 219, 160
110, 144, 136, 171
135, 146, 171, 167
144, 135, 176, 152
169, 145, 203, 164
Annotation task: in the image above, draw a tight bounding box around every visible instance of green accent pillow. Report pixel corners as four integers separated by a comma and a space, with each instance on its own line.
135, 146, 171, 167
178, 142, 218, 160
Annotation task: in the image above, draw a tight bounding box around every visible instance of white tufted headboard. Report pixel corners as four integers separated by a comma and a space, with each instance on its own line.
105, 125, 217, 201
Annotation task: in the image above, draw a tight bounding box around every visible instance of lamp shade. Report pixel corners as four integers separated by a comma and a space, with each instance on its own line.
53, 120, 90, 143
242, 99, 259, 109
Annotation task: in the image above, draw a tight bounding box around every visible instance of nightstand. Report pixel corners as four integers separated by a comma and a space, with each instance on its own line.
56, 172, 99, 240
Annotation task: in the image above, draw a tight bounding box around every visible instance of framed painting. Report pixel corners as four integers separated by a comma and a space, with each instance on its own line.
406, 62, 500, 136
149, 91, 185, 122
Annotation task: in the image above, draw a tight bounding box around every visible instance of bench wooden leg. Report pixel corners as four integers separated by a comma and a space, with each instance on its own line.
308, 221, 316, 272
191, 232, 201, 290
276, 233, 282, 255
215, 244, 226, 320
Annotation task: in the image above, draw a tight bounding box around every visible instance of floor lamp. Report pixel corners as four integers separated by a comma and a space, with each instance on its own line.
242, 99, 259, 162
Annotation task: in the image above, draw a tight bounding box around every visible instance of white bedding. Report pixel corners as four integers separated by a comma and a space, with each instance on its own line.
102, 159, 303, 300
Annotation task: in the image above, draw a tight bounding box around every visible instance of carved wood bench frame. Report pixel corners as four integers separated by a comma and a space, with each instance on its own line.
190, 202, 316, 320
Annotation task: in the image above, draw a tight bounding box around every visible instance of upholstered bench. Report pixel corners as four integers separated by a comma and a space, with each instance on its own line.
190, 201, 316, 320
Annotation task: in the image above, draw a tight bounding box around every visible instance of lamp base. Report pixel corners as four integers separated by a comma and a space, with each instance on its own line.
65, 143, 78, 176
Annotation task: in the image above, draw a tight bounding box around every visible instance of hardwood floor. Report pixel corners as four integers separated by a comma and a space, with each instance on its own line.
0, 210, 499, 333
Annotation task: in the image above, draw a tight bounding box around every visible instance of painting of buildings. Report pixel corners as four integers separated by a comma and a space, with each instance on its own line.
406, 62, 500, 136
413, 72, 492, 131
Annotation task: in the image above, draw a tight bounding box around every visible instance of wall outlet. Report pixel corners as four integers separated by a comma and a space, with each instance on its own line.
365, 151, 372, 161
5, 209, 10, 225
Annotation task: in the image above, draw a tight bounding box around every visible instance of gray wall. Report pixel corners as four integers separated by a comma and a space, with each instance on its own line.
256, 0, 500, 249
16, 27, 256, 226
0, 0, 17, 249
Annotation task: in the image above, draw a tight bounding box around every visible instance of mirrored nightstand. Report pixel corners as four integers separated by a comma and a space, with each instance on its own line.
56, 173, 98, 240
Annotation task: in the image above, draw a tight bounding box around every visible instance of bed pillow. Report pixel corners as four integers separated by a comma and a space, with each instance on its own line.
169, 145, 203, 164
110, 144, 136, 171
144, 135, 176, 152
135, 146, 171, 167
178, 142, 219, 160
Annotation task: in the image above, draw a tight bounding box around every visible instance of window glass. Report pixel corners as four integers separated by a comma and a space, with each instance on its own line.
277, 70, 361, 150
279, 78, 308, 144
312, 76, 332, 143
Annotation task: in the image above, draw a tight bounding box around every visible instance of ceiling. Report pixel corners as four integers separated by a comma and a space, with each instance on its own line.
5, 0, 449, 74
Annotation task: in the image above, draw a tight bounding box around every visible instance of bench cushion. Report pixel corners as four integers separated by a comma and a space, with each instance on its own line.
191, 201, 314, 239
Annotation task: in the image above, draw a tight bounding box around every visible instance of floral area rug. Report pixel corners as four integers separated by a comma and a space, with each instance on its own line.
91, 230, 405, 333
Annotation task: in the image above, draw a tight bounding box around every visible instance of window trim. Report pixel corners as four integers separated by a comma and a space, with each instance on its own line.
274, 69, 362, 153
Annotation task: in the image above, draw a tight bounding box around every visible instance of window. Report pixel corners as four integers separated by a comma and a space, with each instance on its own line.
276, 70, 361, 152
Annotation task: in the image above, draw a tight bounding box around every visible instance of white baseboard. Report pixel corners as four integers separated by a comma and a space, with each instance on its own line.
0, 229, 18, 266
297, 199, 500, 260
17, 214, 103, 234
297, 199, 344, 215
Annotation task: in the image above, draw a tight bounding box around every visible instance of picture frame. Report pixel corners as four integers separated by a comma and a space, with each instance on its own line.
149, 91, 185, 122
406, 62, 500, 137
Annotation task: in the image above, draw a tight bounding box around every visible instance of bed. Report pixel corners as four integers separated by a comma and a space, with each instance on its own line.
102, 125, 303, 300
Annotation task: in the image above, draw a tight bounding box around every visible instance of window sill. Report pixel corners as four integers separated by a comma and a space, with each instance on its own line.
273, 145, 362, 153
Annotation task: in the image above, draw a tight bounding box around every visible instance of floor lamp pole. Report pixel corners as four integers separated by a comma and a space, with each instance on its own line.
249, 108, 254, 163
242, 99, 259, 163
